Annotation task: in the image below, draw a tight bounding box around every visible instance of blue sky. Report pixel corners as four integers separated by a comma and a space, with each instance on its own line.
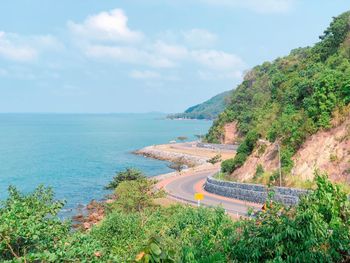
0, 0, 349, 113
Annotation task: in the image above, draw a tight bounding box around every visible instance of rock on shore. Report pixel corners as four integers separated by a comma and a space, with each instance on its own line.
134, 145, 208, 166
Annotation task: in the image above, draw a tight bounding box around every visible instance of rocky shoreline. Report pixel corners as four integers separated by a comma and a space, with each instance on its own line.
133, 145, 209, 166
73, 142, 234, 230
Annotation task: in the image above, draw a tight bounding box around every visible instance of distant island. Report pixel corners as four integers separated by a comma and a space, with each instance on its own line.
167, 90, 231, 120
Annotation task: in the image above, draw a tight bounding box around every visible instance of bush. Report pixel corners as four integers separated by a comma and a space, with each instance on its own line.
2, 171, 350, 262
207, 154, 222, 165
254, 164, 265, 179
105, 168, 146, 190
221, 158, 236, 174
0, 186, 69, 261
221, 130, 259, 174
230, 171, 350, 262
114, 179, 165, 212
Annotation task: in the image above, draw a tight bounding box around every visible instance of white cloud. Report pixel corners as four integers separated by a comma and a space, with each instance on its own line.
68, 8, 246, 80
154, 41, 188, 60
201, 0, 295, 13
129, 70, 161, 79
32, 35, 64, 51
0, 32, 37, 61
68, 9, 143, 43
191, 49, 244, 70
0, 32, 63, 62
183, 29, 217, 48
84, 44, 175, 68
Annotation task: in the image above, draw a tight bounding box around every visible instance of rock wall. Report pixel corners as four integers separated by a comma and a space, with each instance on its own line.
204, 176, 308, 205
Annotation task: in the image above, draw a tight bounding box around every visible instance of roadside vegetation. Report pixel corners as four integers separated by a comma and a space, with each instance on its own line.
206, 11, 350, 185
1, 171, 350, 262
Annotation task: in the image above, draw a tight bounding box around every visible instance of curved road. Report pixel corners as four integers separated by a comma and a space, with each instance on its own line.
161, 168, 260, 216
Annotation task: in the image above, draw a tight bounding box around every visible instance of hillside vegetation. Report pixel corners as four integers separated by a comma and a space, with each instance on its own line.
1, 172, 350, 262
168, 91, 231, 120
207, 11, 350, 185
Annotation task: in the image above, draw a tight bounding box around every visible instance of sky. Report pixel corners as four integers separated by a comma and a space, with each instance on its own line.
0, 1, 349, 113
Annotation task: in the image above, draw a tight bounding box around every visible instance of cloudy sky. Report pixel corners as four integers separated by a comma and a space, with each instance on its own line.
0, 0, 349, 113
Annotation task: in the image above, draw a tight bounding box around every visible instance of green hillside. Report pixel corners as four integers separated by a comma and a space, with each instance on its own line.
168, 90, 231, 120
207, 11, 350, 177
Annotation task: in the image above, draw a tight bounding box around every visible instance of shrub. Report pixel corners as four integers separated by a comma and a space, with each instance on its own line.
230, 171, 350, 262
221, 158, 236, 174
105, 168, 145, 190
221, 130, 259, 174
254, 164, 265, 179
114, 179, 165, 212
207, 154, 222, 165
0, 186, 69, 261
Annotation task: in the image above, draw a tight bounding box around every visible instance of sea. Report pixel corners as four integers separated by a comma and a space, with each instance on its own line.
0, 113, 211, 216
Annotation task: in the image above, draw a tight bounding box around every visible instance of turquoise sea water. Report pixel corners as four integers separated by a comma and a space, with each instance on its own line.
0, 113, 211, 215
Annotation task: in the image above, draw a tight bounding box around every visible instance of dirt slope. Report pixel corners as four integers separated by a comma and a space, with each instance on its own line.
231, 141, 279, 182
292, 115, 350, 183
221, 122, 240, 144
229, 114, 350, 186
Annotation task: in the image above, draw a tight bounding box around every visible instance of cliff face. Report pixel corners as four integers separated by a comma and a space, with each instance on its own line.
228, 112, 350, 186
221, 122, 240, 144
205, 10, 350, 186
292, 113, 350, 183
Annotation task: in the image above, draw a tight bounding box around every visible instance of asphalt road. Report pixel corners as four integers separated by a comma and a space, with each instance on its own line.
164, 169, 259, 216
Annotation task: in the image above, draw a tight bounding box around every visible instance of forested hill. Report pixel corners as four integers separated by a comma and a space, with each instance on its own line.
167, 90, 231, 120
206, 11, 350, 177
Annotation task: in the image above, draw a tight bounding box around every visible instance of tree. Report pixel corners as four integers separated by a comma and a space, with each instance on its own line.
105, 168, 146, 190
194, 134, 204, 142
0, 186, 68, 260
114, 179, 165, 212
167, 157, 188, 173
176, 136, 188, 142
207, 154, 222, 165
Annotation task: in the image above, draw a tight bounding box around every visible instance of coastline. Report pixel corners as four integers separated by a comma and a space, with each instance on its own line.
136, 141, 236, 183
75, 141, 236, 229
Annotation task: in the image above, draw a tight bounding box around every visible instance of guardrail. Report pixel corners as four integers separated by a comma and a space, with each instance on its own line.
204, 176, 309, 206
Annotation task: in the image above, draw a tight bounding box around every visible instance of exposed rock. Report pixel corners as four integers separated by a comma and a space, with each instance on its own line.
292, 114, 350, 183
134, 145, 207, 166
221, 121, 240, 144
231, 141, 279, 181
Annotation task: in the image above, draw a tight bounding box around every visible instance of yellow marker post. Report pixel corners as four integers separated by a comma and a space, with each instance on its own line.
194, 193, 204, 207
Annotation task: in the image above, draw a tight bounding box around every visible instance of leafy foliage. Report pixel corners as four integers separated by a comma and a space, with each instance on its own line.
167, 157, 190, 173
113, 179, 165, 212
105, 168, 146, 190
221, 130, 259, 173
1, 172, 350, 262
207, 11, 350, 176
230, 171, 350, 262
168, 91, 231, 120
0, 186, 106, 262
207, 154, 222, 165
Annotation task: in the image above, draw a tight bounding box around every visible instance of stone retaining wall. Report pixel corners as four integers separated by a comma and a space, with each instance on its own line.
204, 176, 309, 205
